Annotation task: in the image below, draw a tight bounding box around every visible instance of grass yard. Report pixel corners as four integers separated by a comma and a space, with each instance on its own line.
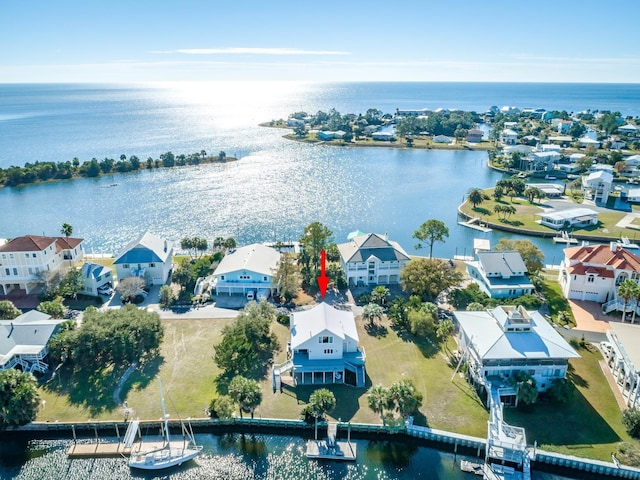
540, 277, 575, 326
504, 346, 639, 461
459, 191, 629, 240
36, 309, 637, 462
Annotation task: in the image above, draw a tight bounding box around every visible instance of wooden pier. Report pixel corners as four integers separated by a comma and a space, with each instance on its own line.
67, 441, 185, 458
305, 421, 356, 462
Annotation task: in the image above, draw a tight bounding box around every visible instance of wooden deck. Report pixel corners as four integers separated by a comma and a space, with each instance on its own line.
67, 441, 184, 458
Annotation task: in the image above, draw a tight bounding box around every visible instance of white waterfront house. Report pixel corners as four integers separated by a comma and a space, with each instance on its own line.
499, 128, 518, 145
455, 305, 579, 405
80, 262, 113, 296
559, 243, 640, 308
466, 251, 534, 299
113, 232, 174, 286
582, 170, 613, 205
537, 208, 598, 230
0, 310, 65, 373
604, 323, 640, 408
281, 302, 366, 387
212, 243, 281, 297
337, 233, 410, 287
0, 235, 84, 295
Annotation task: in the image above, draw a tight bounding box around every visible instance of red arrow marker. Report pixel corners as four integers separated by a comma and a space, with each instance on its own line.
317, 250, 330, 299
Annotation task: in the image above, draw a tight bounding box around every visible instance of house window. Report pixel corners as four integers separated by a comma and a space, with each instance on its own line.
220, 275, 225, 281
149, 263, 155, 267
587, 275, 595, 283
32, 253, 36, 258
13, 268, 17, 275
4, 268, 9, 276
28, 268, 33, 274
323, 349, 334, 354
123, 264, 129, 269
25, 253, 29, 258
263, 276, 268, 281
1, 254, 4, 259
319, 336, 333, 344
9, 253, 14, 259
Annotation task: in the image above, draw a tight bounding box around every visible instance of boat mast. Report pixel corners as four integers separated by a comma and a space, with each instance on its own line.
159, 379, 170, 445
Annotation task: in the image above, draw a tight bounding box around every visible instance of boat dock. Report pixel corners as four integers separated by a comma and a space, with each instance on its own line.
306, 422, 356, 461
552, 231, 578, 244
67, 440, 174, 458
458, 217, 492, 233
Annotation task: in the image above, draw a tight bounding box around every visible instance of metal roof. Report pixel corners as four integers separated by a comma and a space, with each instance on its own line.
213, 243, 280, 276
290, 303, 358, 350
113, 232, 173, 265
455, 307, 579, 361
337, 233, 410, 263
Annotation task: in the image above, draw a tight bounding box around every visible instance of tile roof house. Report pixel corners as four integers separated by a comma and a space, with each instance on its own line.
212, 243, 280, 296
0, 310, 65, 373
336, 233, 410, 287
113, 232, 174, 286
0, 235, 84, 295
272, 303, 366, 388
466, 251, 534, 298
559, 243, 640, 311
455, 305, 579, 405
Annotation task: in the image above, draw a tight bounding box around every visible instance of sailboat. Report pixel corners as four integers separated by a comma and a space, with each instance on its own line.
129, 379, 203, 470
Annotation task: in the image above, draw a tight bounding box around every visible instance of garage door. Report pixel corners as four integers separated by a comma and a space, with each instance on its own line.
584, 291, 600, 302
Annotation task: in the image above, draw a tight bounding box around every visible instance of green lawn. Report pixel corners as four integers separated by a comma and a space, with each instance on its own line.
36, 311, 638, 462
505, 346, 638, 461
459, 190, 629, 239
540, 277, 575, 326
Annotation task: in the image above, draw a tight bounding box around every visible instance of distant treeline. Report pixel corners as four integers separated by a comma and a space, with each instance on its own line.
0, 150, 231, 187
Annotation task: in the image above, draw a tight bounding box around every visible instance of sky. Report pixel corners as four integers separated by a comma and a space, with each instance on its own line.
2, 0, 640, 83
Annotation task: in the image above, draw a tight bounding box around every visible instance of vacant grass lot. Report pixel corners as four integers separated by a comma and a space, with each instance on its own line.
36, 312, 639, 461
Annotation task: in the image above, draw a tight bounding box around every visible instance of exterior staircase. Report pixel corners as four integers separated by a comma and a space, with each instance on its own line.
271, 359, 293, 391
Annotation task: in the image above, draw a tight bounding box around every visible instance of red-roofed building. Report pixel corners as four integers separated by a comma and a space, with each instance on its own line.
0, 235, 84, 295
559, 243, 640, 307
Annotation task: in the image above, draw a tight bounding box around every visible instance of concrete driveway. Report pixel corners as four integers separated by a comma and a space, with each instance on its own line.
569, 299, 618, 333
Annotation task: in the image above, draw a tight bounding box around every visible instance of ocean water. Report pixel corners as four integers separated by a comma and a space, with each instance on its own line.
3, 82, 639, 259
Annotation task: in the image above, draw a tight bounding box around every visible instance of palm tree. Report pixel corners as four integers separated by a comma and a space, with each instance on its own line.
60, 223, 73, 238
308, 388, 336, 420
367, 384, 389, 424
632, 284, 640, 324
618, 279, 639, 323
229, 376, 262, 419
467, 188, 484, 208
363, 303, 384, 326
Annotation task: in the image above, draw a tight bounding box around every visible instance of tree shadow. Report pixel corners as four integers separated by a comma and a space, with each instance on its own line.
499, 219, 524, 226
120, 355, 164, 399
504, 386, 619, 446
395, 330, 439, 359
364, 322, 388, 338
365, 439, 419, 467
473, 207, 491, 216
284, 384, 367, 422
567, 363, 589, 388
58, 365, 122, 416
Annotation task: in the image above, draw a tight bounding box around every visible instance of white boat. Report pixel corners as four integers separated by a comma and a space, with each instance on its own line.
129, 380, 203, 470
552, 231, 578, 244
618, 237, 640, 249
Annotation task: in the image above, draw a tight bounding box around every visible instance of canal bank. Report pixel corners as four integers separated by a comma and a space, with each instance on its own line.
7, 417, 640, 479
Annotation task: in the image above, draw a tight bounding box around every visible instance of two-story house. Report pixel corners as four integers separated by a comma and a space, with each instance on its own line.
113, 232, 174, 286
559, 243, 640, 312
466, 251, 534, 299
273, 302, 366, 388
582, 170, 613, 206
80, 262, 114, 296
337, 233, 410, 287
0, 235, 84, 295
455, 305, 579, 406
212, 243, 281, 297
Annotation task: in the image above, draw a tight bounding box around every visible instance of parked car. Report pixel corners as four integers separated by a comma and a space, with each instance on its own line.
97, 285, 114, 296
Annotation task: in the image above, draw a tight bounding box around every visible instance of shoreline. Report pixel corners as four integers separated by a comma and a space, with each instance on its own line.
6, 418, 633, 479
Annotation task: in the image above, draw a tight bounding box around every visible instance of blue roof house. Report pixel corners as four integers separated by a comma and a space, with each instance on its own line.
80, 262, 113, 296
113, 232, 174, 286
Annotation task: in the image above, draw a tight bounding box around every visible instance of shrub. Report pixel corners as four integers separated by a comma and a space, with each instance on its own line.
209, 395, 234, 419
276, 313, 290, 326
545, 378, 573, 403
623, 408, 640, 438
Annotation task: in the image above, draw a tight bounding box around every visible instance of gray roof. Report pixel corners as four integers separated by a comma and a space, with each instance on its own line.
337, 233, 410, 263
455, 307, 579, 361
0, 311, 64, 367
477, 251, 528, 276
114, 232, 173, 265
213, 243, 281, 276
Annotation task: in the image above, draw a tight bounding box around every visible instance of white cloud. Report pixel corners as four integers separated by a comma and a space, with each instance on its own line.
154, 47, 350, 56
